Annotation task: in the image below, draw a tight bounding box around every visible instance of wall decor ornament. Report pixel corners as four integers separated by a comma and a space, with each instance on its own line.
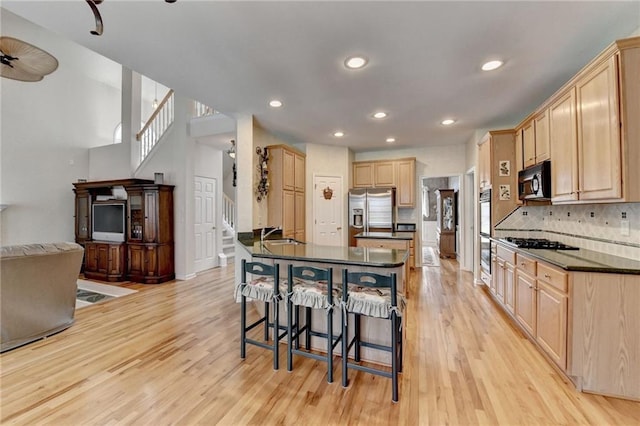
255, 146, 269, 202
323, 186, 333, 200
499, 160, 510, 176
499, 184, 511, 200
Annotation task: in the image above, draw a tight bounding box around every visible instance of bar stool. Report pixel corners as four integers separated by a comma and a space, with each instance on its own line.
286, 264, 342, 383
235, 259, 286, 370
341, 269, 404, 402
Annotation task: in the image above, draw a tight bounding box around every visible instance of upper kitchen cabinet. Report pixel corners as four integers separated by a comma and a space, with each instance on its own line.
549, 37, 640, 204
522, 120, 536, 168
352, 158, 416, 208
396, 158, 416, 208
477, 138, 491, 191
267, 144, 306, 240
514, 128, 523, 176
534, 109, 550, 164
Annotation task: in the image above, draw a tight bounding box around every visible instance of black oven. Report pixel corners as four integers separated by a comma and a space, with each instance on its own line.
479, 189, 491, 277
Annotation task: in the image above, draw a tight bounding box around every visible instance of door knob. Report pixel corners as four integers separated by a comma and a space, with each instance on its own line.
337, 227, 342, 230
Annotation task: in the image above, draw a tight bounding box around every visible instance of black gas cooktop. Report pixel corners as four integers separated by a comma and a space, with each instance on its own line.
501, 237, 579, 250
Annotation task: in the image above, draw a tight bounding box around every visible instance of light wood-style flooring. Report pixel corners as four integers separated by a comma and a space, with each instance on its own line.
1, 260, 639, 425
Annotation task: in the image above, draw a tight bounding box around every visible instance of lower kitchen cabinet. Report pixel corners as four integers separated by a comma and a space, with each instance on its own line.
515, 268, 537, 337
536, 281, 568, 369
84, 241, 126, 282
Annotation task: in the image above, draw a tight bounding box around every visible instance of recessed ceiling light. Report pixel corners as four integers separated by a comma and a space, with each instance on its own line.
481, 60, 503, 71
344, 55, 368, 69
386, 137, 396, 143
333, 131, 345, 137
269, 99, 283, 108
441, 119, 456, 126
372, 111, 388, 119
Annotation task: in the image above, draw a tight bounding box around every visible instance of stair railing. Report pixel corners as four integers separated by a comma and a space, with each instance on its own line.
137, 89, 174, 163
223, 193, 235, 231
194, 101, 218, 118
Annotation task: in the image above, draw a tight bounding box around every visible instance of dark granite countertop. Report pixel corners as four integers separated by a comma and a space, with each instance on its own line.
493, 238, 640, 275
354, 232, 414, 240
239, 238, 408, 268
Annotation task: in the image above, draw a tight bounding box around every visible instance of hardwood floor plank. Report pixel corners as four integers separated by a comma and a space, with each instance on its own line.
2, 261, 639, 425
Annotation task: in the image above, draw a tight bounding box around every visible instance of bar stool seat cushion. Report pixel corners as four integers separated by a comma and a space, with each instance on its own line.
346, 287, 406, 319
289, 277, 341, 309
234, 276, 287, 303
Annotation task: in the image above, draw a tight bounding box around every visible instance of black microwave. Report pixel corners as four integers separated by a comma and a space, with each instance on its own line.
518, 160, 551, 200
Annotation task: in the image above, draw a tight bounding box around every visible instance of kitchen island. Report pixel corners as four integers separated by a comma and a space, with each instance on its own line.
238, 235, 409, 364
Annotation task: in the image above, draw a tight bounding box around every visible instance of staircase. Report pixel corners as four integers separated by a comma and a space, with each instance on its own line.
220, 193, 236, 265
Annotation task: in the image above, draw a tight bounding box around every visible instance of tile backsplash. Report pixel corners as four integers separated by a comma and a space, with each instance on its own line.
495, 203, 640, 260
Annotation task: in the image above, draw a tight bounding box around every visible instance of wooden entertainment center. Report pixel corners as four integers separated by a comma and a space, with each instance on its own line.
73, 178, 175, 284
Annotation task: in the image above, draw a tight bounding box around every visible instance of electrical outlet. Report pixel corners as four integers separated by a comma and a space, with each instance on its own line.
620, 219, 630, 237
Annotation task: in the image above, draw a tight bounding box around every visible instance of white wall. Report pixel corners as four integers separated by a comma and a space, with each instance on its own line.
303, 143, 352, 245
1, 11, 122, 245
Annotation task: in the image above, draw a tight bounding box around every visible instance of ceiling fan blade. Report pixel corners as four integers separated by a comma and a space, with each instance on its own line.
0, 65, 44, 82
0, 37, 58, 78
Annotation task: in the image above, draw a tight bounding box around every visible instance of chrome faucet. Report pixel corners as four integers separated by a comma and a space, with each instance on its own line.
261, 226, 282, 243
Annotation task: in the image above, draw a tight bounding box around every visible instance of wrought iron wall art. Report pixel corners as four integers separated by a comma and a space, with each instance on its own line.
255, 146, 269, 202
85, 0, 177, 36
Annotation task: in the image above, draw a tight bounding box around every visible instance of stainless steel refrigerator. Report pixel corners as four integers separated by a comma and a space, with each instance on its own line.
348, 187, 396, 246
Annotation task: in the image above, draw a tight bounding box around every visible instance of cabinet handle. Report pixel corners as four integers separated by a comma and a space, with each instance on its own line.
544, 274, 551, 279
528, 284, 533, 289
520, 262, 526, 266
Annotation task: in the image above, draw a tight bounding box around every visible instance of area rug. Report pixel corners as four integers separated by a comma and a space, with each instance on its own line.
76, 279, 137, 309
422, 246, 441, 267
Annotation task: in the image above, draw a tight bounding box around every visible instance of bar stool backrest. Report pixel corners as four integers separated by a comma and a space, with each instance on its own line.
242, 260, 280, 290
341, 270, 397, 307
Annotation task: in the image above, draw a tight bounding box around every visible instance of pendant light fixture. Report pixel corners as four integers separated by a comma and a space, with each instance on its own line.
152, 82, 158, 109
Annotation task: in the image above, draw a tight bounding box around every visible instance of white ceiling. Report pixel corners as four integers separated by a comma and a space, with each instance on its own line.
3, 1, 639, 152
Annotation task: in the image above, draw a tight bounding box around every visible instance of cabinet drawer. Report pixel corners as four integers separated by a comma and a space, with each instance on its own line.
537, 262, 568, 293
516, 254, 536, 276
496, 245, 516, 264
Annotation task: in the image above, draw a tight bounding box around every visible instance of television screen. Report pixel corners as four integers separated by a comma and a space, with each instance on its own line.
92, 203, 125, 242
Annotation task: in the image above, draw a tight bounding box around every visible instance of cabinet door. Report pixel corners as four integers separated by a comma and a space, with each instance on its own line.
478, 139, 491, 190
576, 55, 622, 201
107, 244, 123, 275
490, 255, 498, 295
536, 282, 568, 370
504, 263, 515, 314
534, 109, 550, 163
514, 129, 523, 176
374, 161, 395, 187
294, 191, 305, 242
283, 149, 295, 191
550, 89, 579, 202
128, 244, 145, 277
294, 154, 305, 192
496, 259, 505, 303
75, 192, 91, 241
144, 190, 158, 243
282, 190, 295, 238
96, 244, 109, 274
128, 192, 144, 241
515, 270, 537, 336
396, 159, 416, 207
353, 162, 374, 187
85, 243, 99, 272
523, 121, 536, 168
145, 245, 158, 278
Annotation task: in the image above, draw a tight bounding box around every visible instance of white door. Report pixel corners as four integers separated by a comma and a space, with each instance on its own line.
194, 176, 217, 272
313, 175, 343, 246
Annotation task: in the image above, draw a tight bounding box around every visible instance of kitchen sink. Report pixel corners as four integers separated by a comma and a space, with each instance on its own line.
263, 238, 304, 246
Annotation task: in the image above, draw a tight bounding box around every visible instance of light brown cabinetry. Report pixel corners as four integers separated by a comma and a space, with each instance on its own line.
83, 241, 126, 282
267, 145, 306, 241
356, 237, 411, 281
534, 109, 550, 164
512, 253, 569, 370
492, 244, 515, 312
522, 120, 536, 168
538, 36, 640, 204
74, 190, 91, 243
476, 130, 518, 229
514, 129, 523, 176
352, 158, 416, 208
